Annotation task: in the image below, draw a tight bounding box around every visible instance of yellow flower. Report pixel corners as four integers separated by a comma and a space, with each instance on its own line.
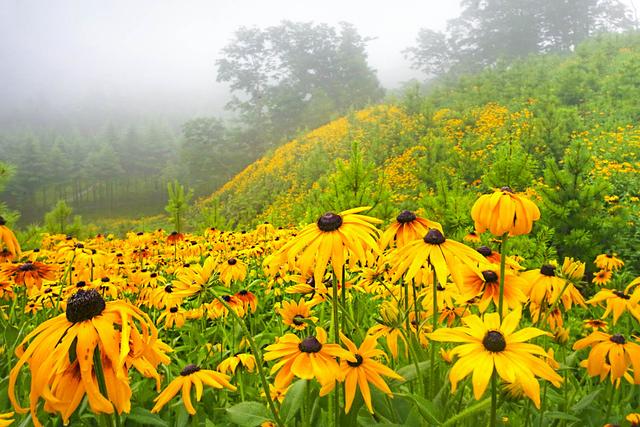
429, 310, 562, 407
0, 412, 14, 427
217, 353, 256, 374
323, 333, 403, 414
263, 327, 355, 388
268, 207, 381, 288
0, 216, 20, 258
594, 253, 624, 271
627, 413, 640, 426
587, 289, 640, 325
151, 364, 236, 415
471, 187, 540, 236
379, 210, 441, 249
9, 289, 169, 427
218, 257, 247, 286
389, 228, 485, 287
560, 257, 585, 281
573, 331, 640, 384
592, 270, 612, 286
277, 299, 318, 331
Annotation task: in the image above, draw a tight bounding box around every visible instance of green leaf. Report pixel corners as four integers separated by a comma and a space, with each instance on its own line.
394, 393, 440, 425
395, 361, 431, 384
280, 379, 306, 424
570, 389, 601, 413
226, 401, 272, 427
125, 408, 169, 426
544, 411, 581, 422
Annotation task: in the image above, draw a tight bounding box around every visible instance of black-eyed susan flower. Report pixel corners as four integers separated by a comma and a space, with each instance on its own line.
157, 305, 187, 328
8, 289, 169, 427
379, 210, 441, 249
471, 187, 540, 236
217, 353, 256, 374
322, 333, 403, 413
592, 269, 612, 286
594, 253, 624, 271
457, 264, 527, 315
429, 310, 562, 407
278, 298, 318, 331
583, 319, 608, 331
0, 412, 13, 427
0, 216, 20, 258
587, 289, 640, 324
151, 364, 236, 415
520, 264, 565, 307
389, 228, 485, 287
627, 413, 640, 426
560, 257, 585, 281
0, 261, 57, 290
263, 326, 355, 389
218, 257, 247, 286
573, 331, 640, 384
269, 207, 381, 288
235, 289, 258, 313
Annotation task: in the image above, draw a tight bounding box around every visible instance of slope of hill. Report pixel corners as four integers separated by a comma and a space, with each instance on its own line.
198, 33, 640, 269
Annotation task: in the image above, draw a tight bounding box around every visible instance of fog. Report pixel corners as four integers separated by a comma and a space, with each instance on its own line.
0, 0, 460, 128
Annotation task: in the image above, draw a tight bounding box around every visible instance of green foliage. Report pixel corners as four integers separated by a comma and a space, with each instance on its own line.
216, 21, 384, 142
538, 142, 618, 269
482, 141, 538, 191
307, 141, 391, 219
44, 200, 83, 236
165, 181, 193, 233
405, 0, 633, 77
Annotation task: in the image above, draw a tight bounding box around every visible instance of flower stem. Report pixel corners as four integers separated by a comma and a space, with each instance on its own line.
604, 380, 616, 423
331, 271, 341, 427
490, 371, 497, 427
430, 268, 438, 396
498, 233, 508, 320
212, 293, 284, 427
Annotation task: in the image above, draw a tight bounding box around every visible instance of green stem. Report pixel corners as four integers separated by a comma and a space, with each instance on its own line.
604, 381, 616, 423
430, 268, 438, 396
211, 293, 284, 427
331, 271, 340, 427
537, 382, 547, 427
441, 398, 491, 427
498, 233, 508, 320
93, 348, 118, 427
490, 371, 497, 427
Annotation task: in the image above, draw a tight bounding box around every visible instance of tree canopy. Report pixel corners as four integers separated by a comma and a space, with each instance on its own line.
405, 0, 635, 77
216, 21, 384, 144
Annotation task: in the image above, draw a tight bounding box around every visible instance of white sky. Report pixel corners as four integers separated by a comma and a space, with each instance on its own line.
0, 0, 461, 116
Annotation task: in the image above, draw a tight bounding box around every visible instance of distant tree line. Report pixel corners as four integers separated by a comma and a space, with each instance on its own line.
404, 0, 635, 77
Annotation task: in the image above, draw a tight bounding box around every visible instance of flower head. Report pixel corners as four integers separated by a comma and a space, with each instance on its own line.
151, 364, 236, 415
573, 331, 640, 384
429, 310, 562, 407
471, 187, 540, 236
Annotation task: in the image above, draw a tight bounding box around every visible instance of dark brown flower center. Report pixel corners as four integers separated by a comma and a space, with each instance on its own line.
180, 364, 201, 376
540, 264, 556, 277
477, 246, 492, 257
228, 258, 237, 265
305, 276, 315, 286
347, 354, 364, 367
298, 336, 322, 353
238, 289, 249, 295
170, 307, 178, 313
317, 213, 343, 232
610, 334, 626, 345
500, 186, 514, 193
482, 330, 506, 352
424, 229, 445, 245
66, 289, 106, 323
18, 262, 37, 272
482, 270, 499, 283
613, 291, 630, 300
396, 210, 417, 224
0, 216, 5, 225
164, 284, 174, 293
292, 315, 305, 326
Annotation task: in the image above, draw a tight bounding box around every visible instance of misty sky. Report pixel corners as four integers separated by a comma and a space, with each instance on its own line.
0, 0, 461, 120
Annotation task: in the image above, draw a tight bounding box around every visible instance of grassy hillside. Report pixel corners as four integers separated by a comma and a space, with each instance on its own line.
199, 33, 640, 271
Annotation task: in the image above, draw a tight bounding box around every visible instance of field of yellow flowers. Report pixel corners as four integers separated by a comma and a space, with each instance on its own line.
1, 189, 640, 427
